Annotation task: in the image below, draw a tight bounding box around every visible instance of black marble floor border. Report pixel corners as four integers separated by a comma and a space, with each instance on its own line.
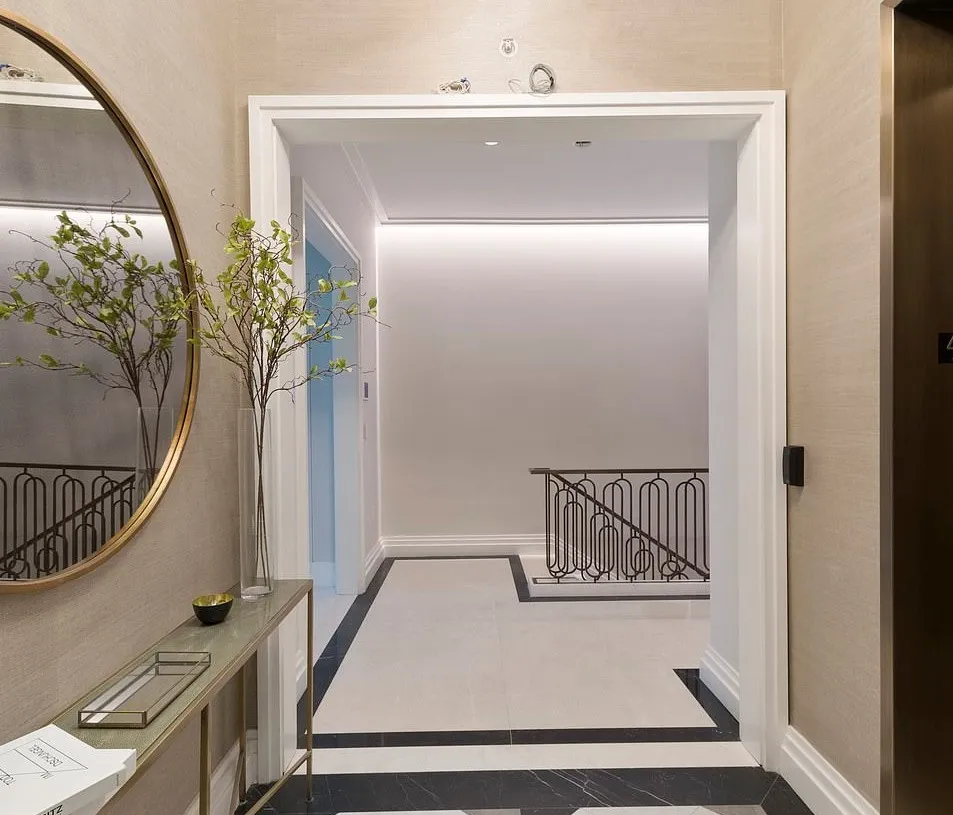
239, 768, 813, 815
312, 669, 737, 748
299, 556, 737, 749
506, 555, 709, 603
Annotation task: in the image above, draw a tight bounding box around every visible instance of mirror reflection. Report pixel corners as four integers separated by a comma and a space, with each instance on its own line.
0, 27, 190, 582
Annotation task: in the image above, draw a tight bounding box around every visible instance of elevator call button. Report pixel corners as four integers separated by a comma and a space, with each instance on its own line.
939, 333, 953, 364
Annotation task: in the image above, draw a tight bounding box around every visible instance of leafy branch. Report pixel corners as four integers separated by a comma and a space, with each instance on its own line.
187, 212, 378, 590
0, 210, 190, 485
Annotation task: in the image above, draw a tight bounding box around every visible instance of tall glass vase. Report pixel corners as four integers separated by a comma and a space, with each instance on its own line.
238, 407, 274, 599
136, 407, 173, 503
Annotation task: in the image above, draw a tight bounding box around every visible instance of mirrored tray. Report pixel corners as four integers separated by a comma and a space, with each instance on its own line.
78, 651, 211, 729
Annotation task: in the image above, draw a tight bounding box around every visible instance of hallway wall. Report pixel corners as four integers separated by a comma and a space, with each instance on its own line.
233, 0, 781, 97
377, 224, 709, 539
0, 4, 240, 815
783, 0, 882, 805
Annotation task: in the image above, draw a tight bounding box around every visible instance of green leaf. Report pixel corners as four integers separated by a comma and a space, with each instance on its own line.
39, 354, 59, 368
368, 296, 378, 311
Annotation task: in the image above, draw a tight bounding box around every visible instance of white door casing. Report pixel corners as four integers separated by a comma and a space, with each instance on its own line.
248, 91, 788, 776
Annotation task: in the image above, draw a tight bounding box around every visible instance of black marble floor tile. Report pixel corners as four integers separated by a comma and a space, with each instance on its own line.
326, 770, 505, 812
518, 808, 577, 815
244, 767, 791, 814
237, 775, 333, 815
314, 730, 512, 748
673, 668, 740, 740
314, 722, 735, 748
761, 777, 814, 815
510, 725, 734, 745
496, 768, 775, 809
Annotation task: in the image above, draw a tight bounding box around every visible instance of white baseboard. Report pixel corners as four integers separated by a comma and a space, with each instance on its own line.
780, 727, 878, 815
699, 645, 741, 719
182, 739, 241, 815
245, 729, 258, 786
364, 537, 385, 586
380, 534, 546, 560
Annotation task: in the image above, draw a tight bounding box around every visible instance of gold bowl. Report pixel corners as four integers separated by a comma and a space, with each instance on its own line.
192, 593, 234, 625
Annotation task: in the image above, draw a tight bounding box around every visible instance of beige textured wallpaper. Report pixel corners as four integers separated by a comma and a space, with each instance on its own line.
235, 0, 780, 96
232, 0, 781, 199
783, 0, 882, 804
0, 3, 240, 815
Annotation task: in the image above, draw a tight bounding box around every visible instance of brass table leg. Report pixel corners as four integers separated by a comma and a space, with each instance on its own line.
238, 663, 247, 802
200, 704, 211, 815
306, 585, 314, 802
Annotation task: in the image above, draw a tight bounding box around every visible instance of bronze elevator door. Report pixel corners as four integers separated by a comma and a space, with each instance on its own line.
885, 4, 953, 814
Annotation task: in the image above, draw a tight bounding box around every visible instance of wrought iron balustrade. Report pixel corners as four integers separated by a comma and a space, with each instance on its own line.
0, 462, 136, 580
530, 467, 709, 583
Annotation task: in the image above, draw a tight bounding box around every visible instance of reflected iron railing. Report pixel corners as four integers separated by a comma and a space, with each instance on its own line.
530, 468, 709, 582
0, 462, 137, 580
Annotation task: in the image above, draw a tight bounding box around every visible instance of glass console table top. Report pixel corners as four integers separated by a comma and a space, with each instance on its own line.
52, 579, 311, 773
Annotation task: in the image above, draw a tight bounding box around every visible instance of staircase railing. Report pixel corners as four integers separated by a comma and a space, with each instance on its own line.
0, 462, 137, 580
530, 468, 709, 582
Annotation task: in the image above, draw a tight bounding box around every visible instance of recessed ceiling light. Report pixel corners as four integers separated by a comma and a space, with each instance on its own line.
484, 141, 500, 146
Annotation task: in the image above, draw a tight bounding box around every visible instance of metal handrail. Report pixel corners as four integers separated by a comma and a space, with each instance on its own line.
0, 461, 136, 473
0, 462, 138, 579
530, 467, 709, 476
546, 470, 709, 579
531, 466, 710, 583
0, 472, 136, 567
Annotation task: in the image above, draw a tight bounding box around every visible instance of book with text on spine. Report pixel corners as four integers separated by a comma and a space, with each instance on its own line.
0, 724, 136, 815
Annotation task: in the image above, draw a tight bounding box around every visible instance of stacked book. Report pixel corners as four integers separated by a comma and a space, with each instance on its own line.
0, 725, 135, 815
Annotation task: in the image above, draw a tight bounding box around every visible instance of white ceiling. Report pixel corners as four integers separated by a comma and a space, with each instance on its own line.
347, 140, 709, 222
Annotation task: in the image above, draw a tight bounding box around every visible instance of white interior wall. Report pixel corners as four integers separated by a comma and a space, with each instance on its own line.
702, 142, 742, 716
292, 145, 380, 580
378, 223, 710, 540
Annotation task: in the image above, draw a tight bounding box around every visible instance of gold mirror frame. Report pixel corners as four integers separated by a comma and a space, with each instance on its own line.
0, 11, 199, 593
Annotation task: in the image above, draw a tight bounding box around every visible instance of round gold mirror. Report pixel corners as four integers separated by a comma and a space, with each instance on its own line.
0, 14, 197, 590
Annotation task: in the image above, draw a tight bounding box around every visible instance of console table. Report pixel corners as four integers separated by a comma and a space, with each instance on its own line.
51, 579, 314, 815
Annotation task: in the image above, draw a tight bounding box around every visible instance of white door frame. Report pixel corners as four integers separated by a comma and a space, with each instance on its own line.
291, 177, 365, 599
248, 91, 788, 780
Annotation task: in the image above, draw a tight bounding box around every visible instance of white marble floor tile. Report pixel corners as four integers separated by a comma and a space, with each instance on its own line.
314, 615, 509, 732
314, 557, 716, 734
297, 741, 757, 774
500, 616, 712, 729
